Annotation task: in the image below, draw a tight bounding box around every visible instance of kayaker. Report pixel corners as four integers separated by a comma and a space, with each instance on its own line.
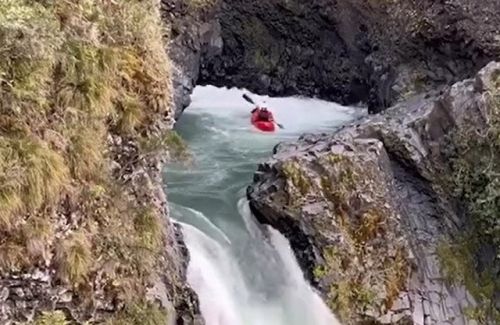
243, 93, 284, 129
251, 106, 274, 122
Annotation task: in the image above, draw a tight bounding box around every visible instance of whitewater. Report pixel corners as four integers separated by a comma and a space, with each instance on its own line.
164, 85, 363, 325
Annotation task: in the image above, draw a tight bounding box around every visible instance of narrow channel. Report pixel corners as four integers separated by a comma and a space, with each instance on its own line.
165, 85, 360, 325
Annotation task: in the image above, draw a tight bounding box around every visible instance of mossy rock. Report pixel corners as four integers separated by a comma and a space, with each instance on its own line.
0, 0, 178, 322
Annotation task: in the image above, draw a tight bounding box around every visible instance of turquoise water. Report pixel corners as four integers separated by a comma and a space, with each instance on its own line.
164, 86, 362, 325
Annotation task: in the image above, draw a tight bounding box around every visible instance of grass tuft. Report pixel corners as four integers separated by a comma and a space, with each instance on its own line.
0, 242, 30, 273
66, 123, 105, 180
134, 207, 162, 252
0, 137, 69, 229
21, 217, 54, 262
32, 311, 69, 325
107, 302, 168, 325
55, 231, 92, 285
0, 0, 61, 114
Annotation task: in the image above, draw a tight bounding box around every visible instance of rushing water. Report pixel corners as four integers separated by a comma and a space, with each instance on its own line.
164, 86, 362, 325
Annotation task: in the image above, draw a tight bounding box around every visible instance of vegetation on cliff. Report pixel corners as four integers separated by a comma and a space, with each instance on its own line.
439, 70, 500, 324
0, 0, 180, 322
278, 151, 410, 324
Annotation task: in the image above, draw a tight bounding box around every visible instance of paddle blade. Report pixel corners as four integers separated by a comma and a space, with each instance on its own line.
242, 93, 255, 104
277, 123, 284, 129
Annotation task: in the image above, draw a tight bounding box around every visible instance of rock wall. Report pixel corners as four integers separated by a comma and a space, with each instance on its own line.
162, 0, 223, 118
174, 0, 500, 113
247, 62, 500, 324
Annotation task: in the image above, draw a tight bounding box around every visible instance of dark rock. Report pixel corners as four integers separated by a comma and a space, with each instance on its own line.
168, 0, 500, 116
161, 0, 223, 118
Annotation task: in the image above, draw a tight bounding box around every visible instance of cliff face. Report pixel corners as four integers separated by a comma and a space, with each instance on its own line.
247, 62, 500, 324
0, 1, 202, 324
161, 0, 223, 118
170, 0, 500, 113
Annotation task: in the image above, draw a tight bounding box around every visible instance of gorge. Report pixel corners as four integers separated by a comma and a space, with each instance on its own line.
0, 0, 499, 324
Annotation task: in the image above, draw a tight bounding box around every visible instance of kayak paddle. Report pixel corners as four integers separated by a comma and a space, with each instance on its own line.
242, 94, 284, 129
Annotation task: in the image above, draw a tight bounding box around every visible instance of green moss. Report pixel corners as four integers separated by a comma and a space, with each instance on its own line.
31, 311, 69, 325
324, 153, 347, 165
318, 155, 359, 207
313, 265, 329, 279
140, 130, 191, 161
437, 239, 499, 324
107, 302, 168, 325
313, 245, 381, 323
311, 152, 410, 323
134, 207, 162, 252
439, 74, 500, 324
282, 161, 312, 196
329, 279, 377, 323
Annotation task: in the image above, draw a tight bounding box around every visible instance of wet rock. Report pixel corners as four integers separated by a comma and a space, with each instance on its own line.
248, 62, 500, 324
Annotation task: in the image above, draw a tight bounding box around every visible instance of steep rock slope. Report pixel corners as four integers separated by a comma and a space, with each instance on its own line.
248, 62, 500, 324
0, 1, 202, 324
196, 0, 500, 112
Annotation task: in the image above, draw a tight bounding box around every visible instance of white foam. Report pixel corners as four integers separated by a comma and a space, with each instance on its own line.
187, 85, 364, 136
168, 86, 358, 325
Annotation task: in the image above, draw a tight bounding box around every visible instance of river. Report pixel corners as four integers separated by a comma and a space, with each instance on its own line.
164, 85, 362, 325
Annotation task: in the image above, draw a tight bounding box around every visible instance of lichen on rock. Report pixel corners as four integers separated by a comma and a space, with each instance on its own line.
251, 138, 412, 324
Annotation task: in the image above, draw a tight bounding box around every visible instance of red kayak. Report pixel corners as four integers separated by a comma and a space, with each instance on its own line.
251, 110, 275, 132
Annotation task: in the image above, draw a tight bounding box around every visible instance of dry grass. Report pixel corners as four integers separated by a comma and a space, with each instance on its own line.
21, 217, 54, 262
0, 242, 30, 273
66, 122, 105, 180
134, 207, 163, 252
0, 137, 69, 229
0, 0, 179, 320
31, 311, 69, 325
0, 0, 61, 116
55, 231, 92, 286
